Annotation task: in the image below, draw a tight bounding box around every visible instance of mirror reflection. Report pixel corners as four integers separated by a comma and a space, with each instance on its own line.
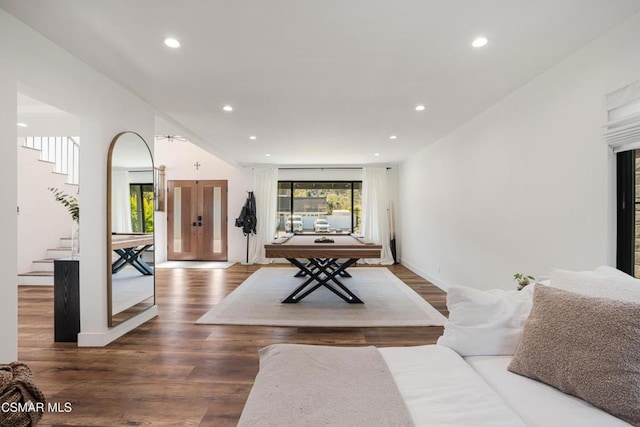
107, 131, 155, 327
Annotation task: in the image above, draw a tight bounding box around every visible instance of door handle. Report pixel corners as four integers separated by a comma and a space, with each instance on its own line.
192, 222, 197, 227
197, 215, 203, 221
198, 222, 203, 227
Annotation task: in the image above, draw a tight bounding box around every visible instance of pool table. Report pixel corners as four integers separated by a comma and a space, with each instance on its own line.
111, 233, 154, 275
264, 234, 382, 303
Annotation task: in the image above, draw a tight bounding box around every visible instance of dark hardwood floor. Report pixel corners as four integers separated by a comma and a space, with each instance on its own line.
17, 264, 447, 426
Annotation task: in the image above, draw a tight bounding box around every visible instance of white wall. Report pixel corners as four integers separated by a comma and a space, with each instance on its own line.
0, 9, 159, 356
153, 138, 251, 263
0, 66, 18, 363
17, 144, 77, 274
399, 12, 640, 291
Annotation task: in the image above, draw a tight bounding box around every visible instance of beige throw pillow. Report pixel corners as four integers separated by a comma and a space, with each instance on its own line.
508, 286, 640, 426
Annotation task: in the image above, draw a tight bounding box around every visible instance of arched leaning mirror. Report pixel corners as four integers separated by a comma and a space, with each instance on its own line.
107, 131, 155, 327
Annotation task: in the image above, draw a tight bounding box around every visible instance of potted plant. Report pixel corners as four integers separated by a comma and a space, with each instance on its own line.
513, 273, 535, 290
48, 188, 79, 222
49, 187, 79, 258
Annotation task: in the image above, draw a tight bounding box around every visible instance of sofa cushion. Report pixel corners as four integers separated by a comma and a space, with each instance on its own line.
593, 265, 636, 279
508, 286, 640, 426
550, 266, 640, 303
437, 285, 534, 356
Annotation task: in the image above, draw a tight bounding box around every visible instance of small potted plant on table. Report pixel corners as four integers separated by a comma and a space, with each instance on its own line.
513, 273, 535, 291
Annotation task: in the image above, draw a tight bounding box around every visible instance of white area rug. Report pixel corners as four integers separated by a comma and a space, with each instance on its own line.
196, 267, 447, 327
156, 261, 236, 269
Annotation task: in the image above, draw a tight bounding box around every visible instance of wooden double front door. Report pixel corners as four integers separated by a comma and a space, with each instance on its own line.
167, 180, 228, 261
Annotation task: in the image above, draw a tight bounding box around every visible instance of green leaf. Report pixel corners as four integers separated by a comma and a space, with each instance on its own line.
48, 187, 79, 222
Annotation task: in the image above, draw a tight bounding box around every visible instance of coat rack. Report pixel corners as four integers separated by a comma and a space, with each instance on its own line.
235, 191, 257, 264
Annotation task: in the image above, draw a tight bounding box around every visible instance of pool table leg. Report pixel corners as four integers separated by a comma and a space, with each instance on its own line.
282, 258, 363, 304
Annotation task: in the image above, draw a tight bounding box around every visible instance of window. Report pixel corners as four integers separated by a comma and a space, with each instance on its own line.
130, 184, 154, 233
609, 81, 640, 276
277, 181, 362, 235
616, 150, 640, 277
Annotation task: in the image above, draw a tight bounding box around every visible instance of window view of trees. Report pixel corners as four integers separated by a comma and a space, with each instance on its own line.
130, 184, 154, 233
277, 181, 362, 235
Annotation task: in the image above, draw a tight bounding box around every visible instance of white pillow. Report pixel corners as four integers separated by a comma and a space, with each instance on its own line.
550, 266, 640, 304
437, 285, 535, 356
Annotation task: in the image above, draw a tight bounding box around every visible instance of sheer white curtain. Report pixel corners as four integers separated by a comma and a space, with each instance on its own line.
248, 167, 279, 264
111, 170, 132, 233
361, 167, 394, 264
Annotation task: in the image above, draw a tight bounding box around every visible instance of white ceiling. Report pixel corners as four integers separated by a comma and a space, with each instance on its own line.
16, 93, 80, 137
4, 0, 640, 166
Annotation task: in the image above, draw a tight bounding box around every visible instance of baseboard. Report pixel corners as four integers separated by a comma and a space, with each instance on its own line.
400, 260, 450, 292
78, 305, 158, 347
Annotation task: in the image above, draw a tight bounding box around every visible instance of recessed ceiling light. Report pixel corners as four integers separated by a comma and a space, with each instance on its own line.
164, 38, 180, 48
472, 37, 488, 48
223, 105, 233, 112
415, 105, 426, 111
389, 135, 397, 140
249, 136, 257, 140
265, 153, 271, 157
374, 153, 381, 157
16, 122, 27, 127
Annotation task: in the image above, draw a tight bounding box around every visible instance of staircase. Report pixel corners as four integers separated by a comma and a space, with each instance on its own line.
18, 237, 74, 286
22, 136, 79, 185
18, 135, 80, 286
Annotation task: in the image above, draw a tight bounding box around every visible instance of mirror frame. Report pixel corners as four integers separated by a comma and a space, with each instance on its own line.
106, 131, 155, 327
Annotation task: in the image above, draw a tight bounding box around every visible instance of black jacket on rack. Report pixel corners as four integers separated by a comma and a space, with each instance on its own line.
235, 191, 257, 236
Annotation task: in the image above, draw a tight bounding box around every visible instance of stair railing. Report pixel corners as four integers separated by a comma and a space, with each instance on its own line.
22, 136, 80, 185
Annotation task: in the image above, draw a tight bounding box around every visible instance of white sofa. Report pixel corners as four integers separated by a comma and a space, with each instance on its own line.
239, 266, 639, 426
380, 345, 631, 426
